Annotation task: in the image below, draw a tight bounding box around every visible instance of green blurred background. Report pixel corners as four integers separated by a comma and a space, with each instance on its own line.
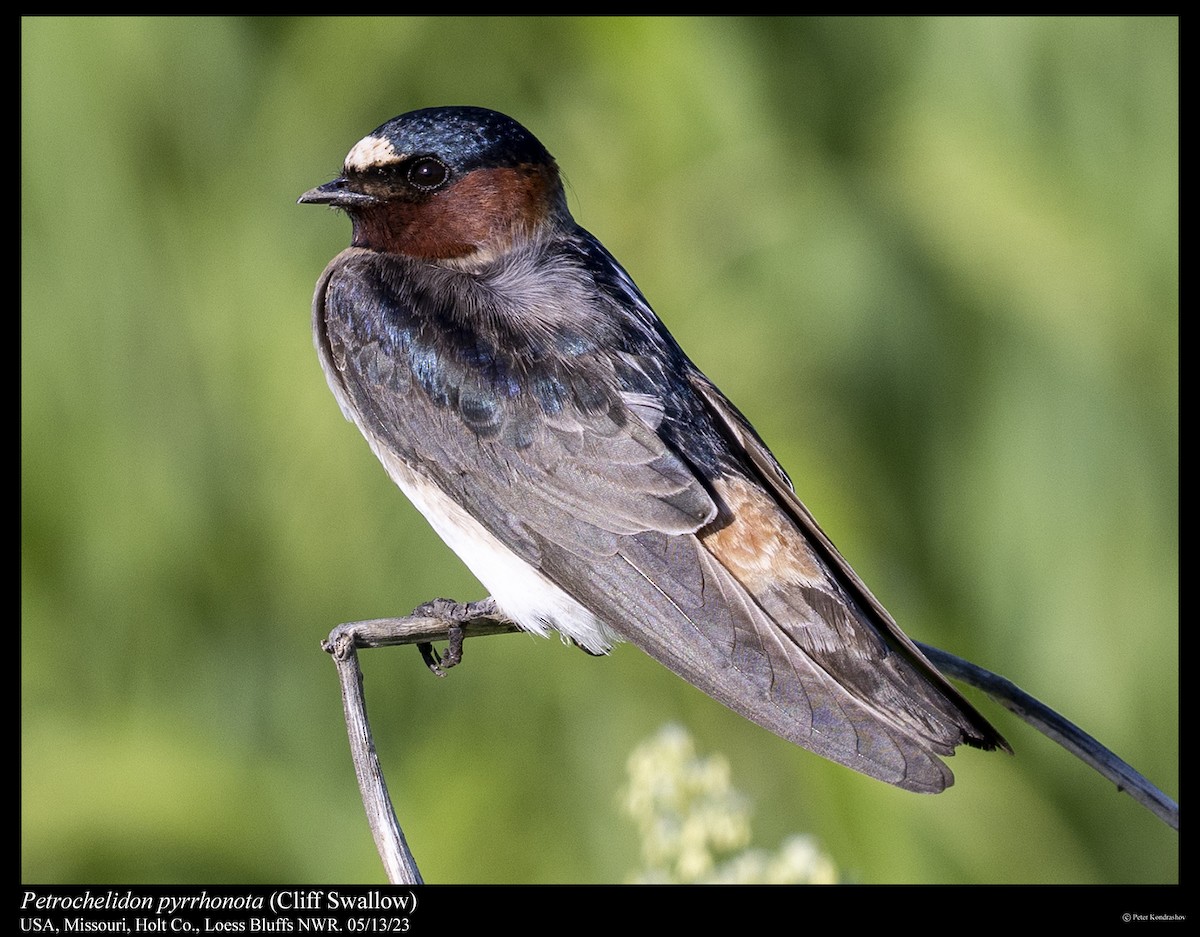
22, 16, 1177, 884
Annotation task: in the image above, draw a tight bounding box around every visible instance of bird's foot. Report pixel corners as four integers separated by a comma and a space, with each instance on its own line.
414, 597, 499, 676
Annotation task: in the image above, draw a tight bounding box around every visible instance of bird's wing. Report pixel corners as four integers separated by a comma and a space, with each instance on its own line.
686, 375, 1008, 752
316, 249, 1001, 792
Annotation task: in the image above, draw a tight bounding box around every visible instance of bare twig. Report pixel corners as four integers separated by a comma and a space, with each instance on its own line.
325, 599, 519, 653
916, 641, 1179, 831
324, 630, 424, 884
321, 600, 519, 883
323, 605, 1177, 883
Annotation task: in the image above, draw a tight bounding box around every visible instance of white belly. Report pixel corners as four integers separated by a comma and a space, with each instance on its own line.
372, 441, 620, 655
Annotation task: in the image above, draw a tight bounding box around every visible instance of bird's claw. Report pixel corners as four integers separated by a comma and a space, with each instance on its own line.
414, 598, 491, 676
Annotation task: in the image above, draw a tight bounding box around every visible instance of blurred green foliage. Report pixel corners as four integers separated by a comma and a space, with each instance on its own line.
22, 16, 1176, 884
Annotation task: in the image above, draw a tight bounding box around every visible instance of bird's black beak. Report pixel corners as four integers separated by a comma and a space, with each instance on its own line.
298, 178, 379, 208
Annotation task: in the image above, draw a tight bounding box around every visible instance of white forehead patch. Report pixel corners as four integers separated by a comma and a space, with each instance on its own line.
344, 134, 404, 172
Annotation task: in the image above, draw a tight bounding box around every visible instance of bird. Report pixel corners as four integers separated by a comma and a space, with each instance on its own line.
299, 105, 1008, 793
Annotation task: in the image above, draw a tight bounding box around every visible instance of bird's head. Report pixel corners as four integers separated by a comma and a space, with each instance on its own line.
299, 106, 571, 267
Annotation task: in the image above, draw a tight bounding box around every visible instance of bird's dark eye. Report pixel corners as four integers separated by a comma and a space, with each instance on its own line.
407, 157, 449, 192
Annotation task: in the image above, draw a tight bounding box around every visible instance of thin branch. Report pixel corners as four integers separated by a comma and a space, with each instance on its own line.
326, 602, 520, 652
324, 630, 424, 884
321, 601, 519, 883
916, 641, 1179, 831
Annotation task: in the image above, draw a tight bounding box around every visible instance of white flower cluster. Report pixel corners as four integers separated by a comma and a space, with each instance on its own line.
621, 724, 839, 884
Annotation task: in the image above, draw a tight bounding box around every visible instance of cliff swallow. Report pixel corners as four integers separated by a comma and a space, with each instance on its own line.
300, 106, 1007, 792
